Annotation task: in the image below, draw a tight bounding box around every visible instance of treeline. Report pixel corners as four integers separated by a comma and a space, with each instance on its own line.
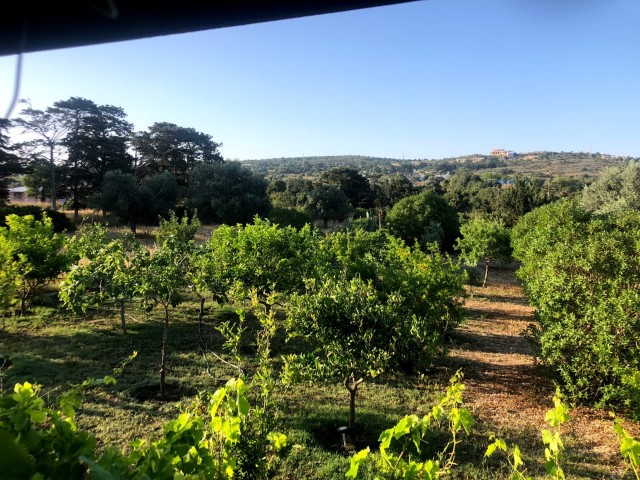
0, 98, 269, 229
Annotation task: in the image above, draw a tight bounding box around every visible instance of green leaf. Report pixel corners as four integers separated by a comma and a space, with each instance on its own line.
237, 395, 250, 417
0, 429, 35, 480
345, 447, 369, 479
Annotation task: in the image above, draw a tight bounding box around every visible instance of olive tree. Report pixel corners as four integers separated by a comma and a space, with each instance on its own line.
386, 189, 459, 250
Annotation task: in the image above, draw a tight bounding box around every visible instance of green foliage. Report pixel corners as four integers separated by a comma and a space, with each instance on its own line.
372, 174, 415, 209
541, 392, 570, 480
68, 221, 110, 260
187, 162, 270, 225
0, 204, 74, 232
512, 200, 640, 413
60, 234, 145, 333
103, 378, 286, 480
206, 217, 324, 304
0, 354, 136, 480
304, 184, 353, 226
134, 121, 223, 184
88, 170, 149, 230
284, 275, 398, 428
0, 237, 20, 318
54, 97, 134, 220
283, 244, 464, 429
613, 417, 640, 479
137, 212, 200, 395
386, 189, 459, 250
267, 206, 313, 229
0, 213, 71, 314
456, 218, 512, 287
486, 391, 570, 480
485, 437, 530, 480
494, 177, 547, 226
346, 372, 474, 479
0, 118, 23, 202
319, 167, 374, 209
0, 360, 287, 480
323, 229, 466, 370
581, 160, 640, 213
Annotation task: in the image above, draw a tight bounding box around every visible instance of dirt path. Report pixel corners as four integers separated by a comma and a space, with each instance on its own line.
442, 267, 639, 478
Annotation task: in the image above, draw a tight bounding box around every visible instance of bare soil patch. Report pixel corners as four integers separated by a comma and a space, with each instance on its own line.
439, 267, 640, 478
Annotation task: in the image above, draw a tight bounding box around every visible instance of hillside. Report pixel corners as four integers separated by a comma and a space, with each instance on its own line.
239, 151, 635, 182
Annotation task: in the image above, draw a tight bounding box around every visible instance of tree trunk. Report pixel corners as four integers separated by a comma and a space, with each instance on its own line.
198, 296, 205, 335
49, 144, 56, 210
120, 298, 126, 334
160, 305, 169, 396
345, 375, 364, 431
19, 283, 26, 317
482, 258, 490, 288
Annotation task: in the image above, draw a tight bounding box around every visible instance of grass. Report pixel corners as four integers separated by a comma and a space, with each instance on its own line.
0, 290, 637, 479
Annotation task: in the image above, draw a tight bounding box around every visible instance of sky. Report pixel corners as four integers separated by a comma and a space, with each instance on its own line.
1, 0, 640, 161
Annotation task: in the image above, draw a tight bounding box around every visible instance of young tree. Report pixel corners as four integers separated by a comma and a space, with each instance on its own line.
137, 212, 199, 396
512, 202, 640, 413
60, 235, 145, 333
206, 217, 323, 311
455, 218, 512, 287
324, 229, 466, 370
0, 214, 71, 315
284, 276, 399, 430
0, 237, 19, 322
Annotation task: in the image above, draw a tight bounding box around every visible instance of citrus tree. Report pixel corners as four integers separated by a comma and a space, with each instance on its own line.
512, 200, 640, 413
205, 217, 325, 310
323, 229, 465, 371
283, 275, 400, 430
455, 218, 512, 287
137, 212, 199, 396
60, 235, 146, 333
0, 213, 71, 315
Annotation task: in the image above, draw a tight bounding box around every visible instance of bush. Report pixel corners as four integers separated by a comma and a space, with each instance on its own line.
267, 206, 313, 229
512, 200, 640, 414
323, 229, 466, 371
0, 204, 74, 232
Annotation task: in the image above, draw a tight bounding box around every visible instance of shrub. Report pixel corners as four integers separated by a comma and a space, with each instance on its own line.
512, 200, 640, 414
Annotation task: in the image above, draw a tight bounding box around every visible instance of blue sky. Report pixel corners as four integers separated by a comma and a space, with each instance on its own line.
1, 0, 639, 160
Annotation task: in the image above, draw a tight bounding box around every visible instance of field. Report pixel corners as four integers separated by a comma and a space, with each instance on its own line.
1, 262, 638, 479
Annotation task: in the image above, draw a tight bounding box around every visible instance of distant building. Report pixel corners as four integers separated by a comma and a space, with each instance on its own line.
8, 186, 40, 204
490, 149, 516, 158
9, 186, 28, 202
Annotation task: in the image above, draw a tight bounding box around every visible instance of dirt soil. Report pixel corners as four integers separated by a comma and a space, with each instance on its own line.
441, 266, 640, 479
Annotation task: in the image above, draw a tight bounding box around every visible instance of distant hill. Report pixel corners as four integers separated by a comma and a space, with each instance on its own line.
240, 151, 637, 182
